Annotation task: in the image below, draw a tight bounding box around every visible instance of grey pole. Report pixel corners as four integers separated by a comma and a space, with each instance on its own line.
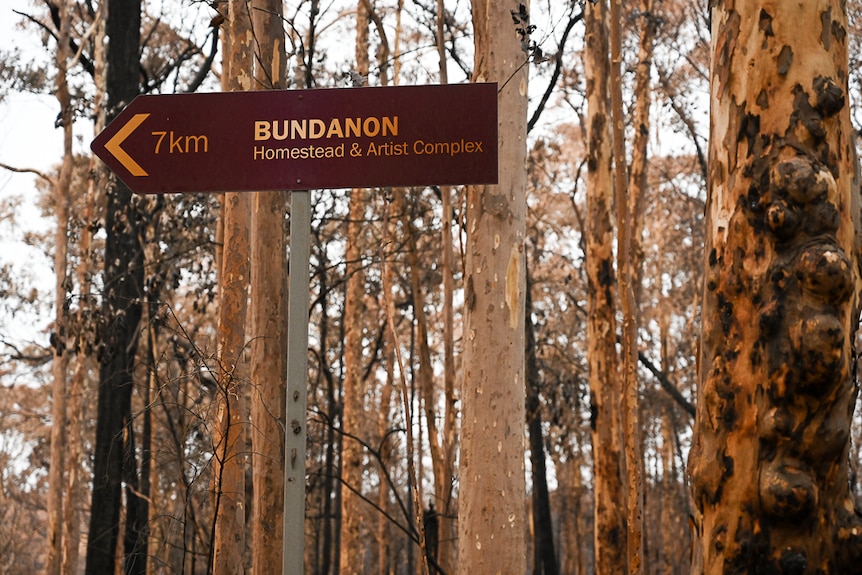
284, 189, 311, 575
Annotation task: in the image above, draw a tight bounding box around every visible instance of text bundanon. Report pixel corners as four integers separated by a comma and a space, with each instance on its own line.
253, 116, 485, 160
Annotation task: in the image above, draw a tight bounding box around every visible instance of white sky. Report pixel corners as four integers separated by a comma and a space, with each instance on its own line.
1, 0, 65, 179
0, 0, 64, 348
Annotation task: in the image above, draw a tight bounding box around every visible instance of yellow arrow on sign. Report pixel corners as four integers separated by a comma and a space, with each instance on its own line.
105, 113, 150, 177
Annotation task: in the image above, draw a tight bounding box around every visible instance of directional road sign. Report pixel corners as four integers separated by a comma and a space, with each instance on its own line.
91, 83, 498, 194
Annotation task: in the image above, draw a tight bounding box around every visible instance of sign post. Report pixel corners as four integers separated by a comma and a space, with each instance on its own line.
91, 83, 498, 575
285, 190, 310, 575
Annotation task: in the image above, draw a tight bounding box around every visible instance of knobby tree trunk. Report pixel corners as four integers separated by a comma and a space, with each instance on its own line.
84, 0, 144, 571
584, 1, 626, 573
458, 2, 528, 574
249, 0, 288, 570
689, 1, 862, 572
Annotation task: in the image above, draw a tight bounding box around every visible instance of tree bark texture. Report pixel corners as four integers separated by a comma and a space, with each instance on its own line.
47, 1, 73, 571
584, 1, 627, 573
375, 213, 398, 575
339, 189, 368, 575
609, 0, 644, 571
340, 4, 370, 570
211, 189, 252, 575
627, 0, 658, 309
688, 2, 862, 572
84, 0, 144, 571
70, 13, 105, 573
458, 2, 528, 574
211, 3, 254, 570
249, 0, 288, 570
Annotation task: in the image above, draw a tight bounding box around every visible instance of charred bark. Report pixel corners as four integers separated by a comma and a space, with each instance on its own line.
689, 2, 862, 572
526, 261, 558, 575
84, 0, 144, 571
584, 1, 627, 573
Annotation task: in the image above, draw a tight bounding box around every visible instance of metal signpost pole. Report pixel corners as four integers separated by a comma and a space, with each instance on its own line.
284, 189, 311, 575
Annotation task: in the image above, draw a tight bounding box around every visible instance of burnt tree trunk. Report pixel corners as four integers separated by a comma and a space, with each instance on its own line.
525, 261, 558, 575
84, 0, 144, 571
584, 1, 627, 573
688, 1, 862, 572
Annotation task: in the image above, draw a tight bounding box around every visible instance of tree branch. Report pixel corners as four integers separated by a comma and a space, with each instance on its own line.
528, 8, 584, 133
0, 162, 55, 186
636, 350, 696, 417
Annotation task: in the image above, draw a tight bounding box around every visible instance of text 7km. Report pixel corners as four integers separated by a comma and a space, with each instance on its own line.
152, 131, 209, 154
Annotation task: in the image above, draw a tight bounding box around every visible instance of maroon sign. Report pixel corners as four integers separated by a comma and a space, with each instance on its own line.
90, 83, 498, 194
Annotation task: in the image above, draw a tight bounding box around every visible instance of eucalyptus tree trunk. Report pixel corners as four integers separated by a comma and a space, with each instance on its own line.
434, 5, 458, 572
622, 2, 660, 569
210, 0, 254, 571
211, 189, 251, 575
609, 0, 643, 570
46, 1, 73, 571
624, 7, 660, 563
584, 1, 626, 573
688, 1, 862, 572
627, 0, 657, 308
249, 0, 288, 570
69, 11, 105, 574
370, 170, 403, 575
399, 193, 452, 575
339, 3, 371, 570
339, 188, 369, 574
457, 2, 528, 574
376, 250, 396, 575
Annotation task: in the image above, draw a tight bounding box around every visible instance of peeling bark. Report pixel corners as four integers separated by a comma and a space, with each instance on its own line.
584, 1, 627, 573
689, 2, 862, 572
210, 1, 254, 571
249, 0, 288, 568
609, 0, 644, 571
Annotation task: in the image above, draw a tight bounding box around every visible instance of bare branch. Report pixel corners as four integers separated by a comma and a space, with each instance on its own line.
0, 162, 55, 186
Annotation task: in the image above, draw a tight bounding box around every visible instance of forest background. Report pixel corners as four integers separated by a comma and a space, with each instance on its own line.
2, 0, 862, 574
